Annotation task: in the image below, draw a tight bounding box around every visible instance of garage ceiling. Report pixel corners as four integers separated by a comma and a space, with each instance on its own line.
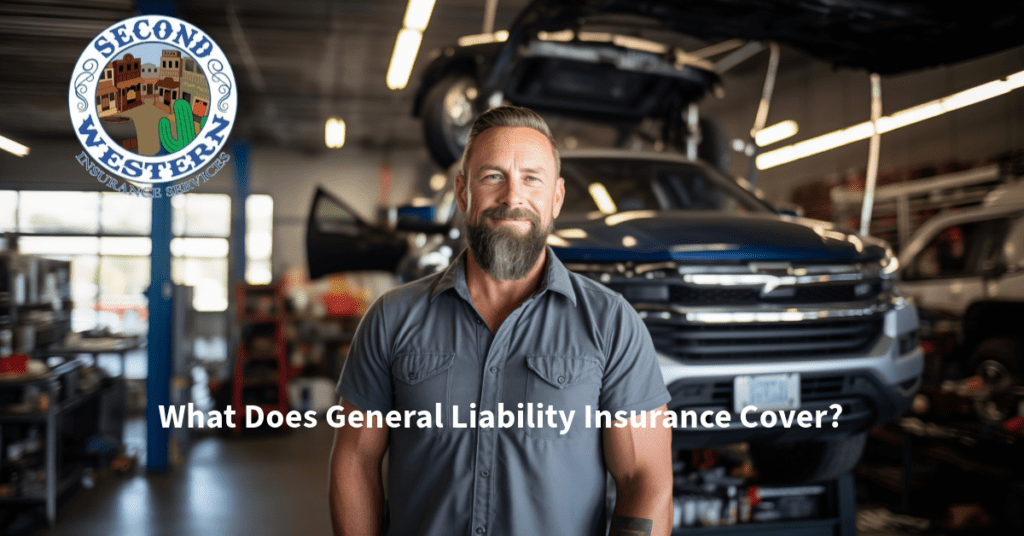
4, 0, 1023, 155
0, 0, 533, 153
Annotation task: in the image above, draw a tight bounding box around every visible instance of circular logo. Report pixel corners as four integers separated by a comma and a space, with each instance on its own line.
69, 16, 236, 185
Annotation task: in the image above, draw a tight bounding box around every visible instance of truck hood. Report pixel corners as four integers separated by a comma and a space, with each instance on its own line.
550, 211, 884, 264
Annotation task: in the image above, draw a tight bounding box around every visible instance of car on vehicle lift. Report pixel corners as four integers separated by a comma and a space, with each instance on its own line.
898, 180, 1024, 424
309, 0, 1024, 483
411, 0, 731, 173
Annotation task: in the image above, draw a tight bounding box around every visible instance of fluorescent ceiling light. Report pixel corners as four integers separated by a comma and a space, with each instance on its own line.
756, 123, 873, 169
403, 0, 436, 32
605, 210, 657, 226
757, 68, 1024, 170
546, 235, 571, 247
754, 120, 799, 146
538, 30, 574, 42
386, 0, 437, 90
588, 182, 617, 214
409, 197, 433, 207
325, 118, 345, 148
0, 134, 29, 157
578, 31, 612, 43
556, 228, 588, 239
429, 172, 447, 191
457, 30, 508, 47
386, 28, 423, 90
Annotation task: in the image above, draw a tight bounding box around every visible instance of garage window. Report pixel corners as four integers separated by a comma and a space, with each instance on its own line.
171, 194, 231, 311
245, 194, 273, 284
0, 190, 251, 325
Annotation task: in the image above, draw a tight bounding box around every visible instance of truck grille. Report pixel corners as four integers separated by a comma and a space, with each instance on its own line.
606, 279, 884, 305
644, 316, 883, 360
669, 375, 867, 410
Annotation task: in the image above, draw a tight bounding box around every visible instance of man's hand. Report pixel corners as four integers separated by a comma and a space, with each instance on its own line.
603, 405, 673, 536
329, 401, 389, 536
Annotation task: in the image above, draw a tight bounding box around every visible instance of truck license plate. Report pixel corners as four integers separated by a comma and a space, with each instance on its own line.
734, 373, 800, 413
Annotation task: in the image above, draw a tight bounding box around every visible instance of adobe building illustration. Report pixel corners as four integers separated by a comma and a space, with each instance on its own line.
96, 47, 211, 157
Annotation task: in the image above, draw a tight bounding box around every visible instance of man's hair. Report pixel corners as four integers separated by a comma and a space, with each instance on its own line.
460, 105, 561, 178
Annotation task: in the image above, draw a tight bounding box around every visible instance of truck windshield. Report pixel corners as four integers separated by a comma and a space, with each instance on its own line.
559, 158, 770, 215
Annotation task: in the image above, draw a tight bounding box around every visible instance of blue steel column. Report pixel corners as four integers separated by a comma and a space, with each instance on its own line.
232, 143, 249, 281
146, 195, 173, 471
139, 0, 177, 473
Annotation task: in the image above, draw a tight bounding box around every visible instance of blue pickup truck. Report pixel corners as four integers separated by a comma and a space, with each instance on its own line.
307, 148, 923, 483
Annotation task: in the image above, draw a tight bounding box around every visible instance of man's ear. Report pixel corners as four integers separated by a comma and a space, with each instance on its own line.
552, 176, 565, 219
455, 173, 469, 213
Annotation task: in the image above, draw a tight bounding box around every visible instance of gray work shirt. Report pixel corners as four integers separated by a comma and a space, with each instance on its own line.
337, 247, 671, 536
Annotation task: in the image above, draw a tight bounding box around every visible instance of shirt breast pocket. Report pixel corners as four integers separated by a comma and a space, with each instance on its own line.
391, 353, 455, 420
524, 355, 601, 440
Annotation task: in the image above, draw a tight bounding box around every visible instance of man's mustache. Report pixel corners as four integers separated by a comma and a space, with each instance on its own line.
479, 206, 540, 227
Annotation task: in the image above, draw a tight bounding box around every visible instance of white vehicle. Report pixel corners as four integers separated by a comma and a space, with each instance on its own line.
899, 181, 1024, 421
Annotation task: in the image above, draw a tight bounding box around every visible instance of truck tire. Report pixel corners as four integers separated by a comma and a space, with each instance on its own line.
749, 433, 867, 484
969, 337, 1022, 424
422, 72, 479, 169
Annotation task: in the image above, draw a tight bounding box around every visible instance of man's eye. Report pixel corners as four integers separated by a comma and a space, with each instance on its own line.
526, 176, 540, 182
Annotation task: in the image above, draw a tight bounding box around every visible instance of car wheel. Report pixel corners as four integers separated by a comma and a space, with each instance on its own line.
969, 337, 1021, 424
422, 72, 479, 169
749, 432, 867, 484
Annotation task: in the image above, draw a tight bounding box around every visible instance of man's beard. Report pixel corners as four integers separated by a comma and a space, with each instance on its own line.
465, 206, 552, 281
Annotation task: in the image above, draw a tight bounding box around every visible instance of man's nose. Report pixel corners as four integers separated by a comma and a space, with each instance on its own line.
499, 177, 525, 207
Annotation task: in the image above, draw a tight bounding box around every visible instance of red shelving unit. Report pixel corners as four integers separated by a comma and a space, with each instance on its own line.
232, 284, 289, 435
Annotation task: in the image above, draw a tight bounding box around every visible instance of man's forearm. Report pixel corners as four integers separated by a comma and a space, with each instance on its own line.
329, 455, 384, 535
609, 472, 673, 536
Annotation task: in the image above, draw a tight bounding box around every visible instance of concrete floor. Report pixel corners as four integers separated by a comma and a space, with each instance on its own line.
7, 415, 933, 536
28, 419, 336, 536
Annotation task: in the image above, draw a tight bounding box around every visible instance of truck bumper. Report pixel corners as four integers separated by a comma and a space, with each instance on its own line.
658, 302, 923, 447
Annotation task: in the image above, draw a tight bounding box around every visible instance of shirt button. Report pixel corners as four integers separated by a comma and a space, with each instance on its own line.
476, 528, 485, 534
481, 470, 489, 477
476, 319, 483, 325
489, 366, 498, 373
557, 376, 566, 384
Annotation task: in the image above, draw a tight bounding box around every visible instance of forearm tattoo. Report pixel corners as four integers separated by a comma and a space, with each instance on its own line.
610, 515, 654, 536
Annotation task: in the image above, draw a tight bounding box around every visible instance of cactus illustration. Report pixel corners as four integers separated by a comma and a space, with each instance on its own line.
158, 99, 205, 153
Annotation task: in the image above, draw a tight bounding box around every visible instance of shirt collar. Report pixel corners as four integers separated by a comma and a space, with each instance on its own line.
429, 246, 577, 306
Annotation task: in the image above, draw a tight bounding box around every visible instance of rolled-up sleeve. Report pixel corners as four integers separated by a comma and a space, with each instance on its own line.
336, 295, 394, 413
598, 295, 671, 413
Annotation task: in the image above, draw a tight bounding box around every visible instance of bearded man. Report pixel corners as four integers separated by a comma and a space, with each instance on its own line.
329, 105, 673, 536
